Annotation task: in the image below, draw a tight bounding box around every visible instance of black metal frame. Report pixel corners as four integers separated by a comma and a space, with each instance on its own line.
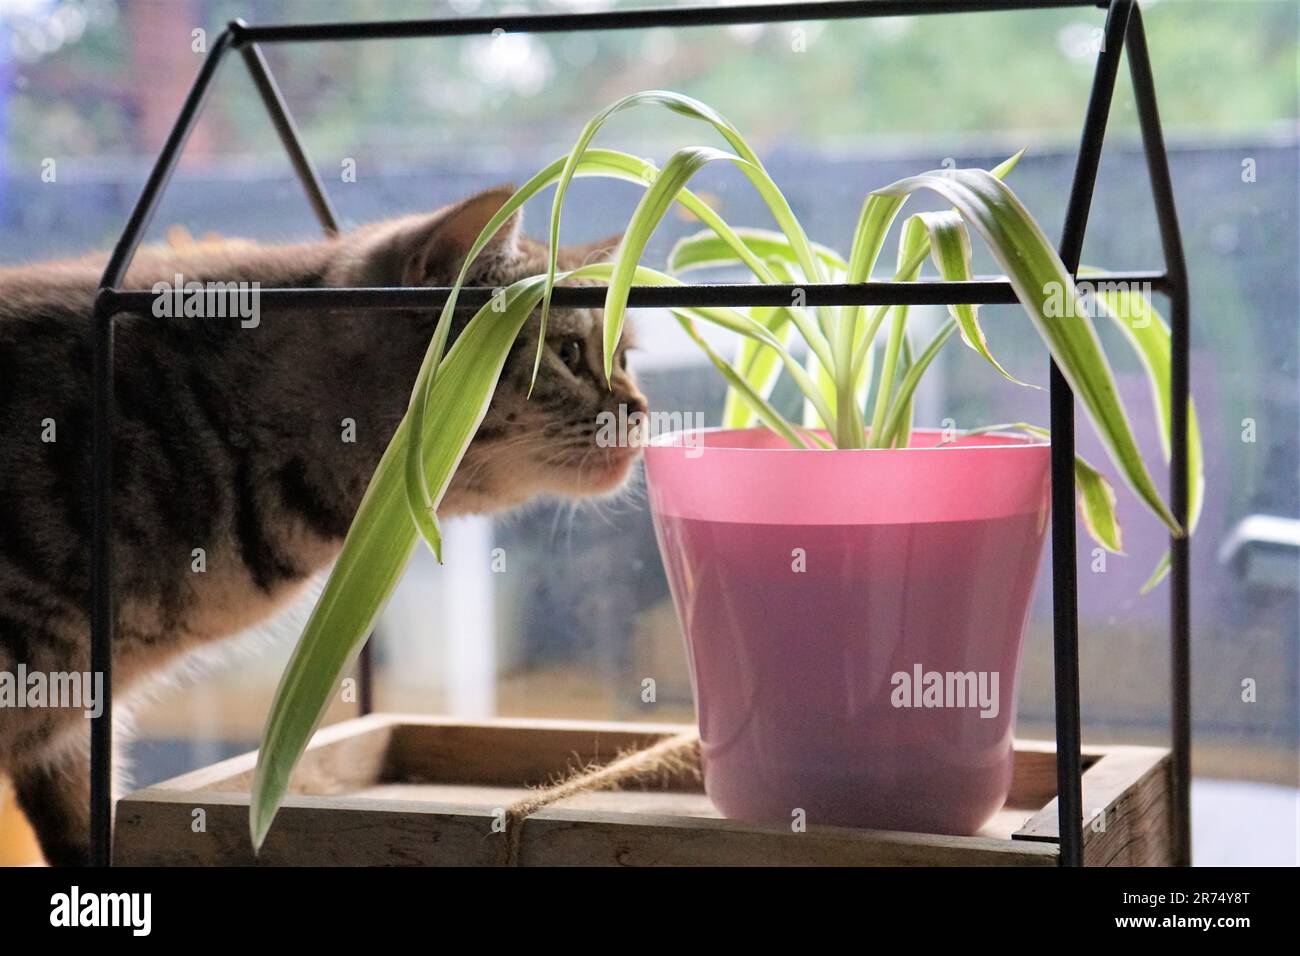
87, 0, 1191, 867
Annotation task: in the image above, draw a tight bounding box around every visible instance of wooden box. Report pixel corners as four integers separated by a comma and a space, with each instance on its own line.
114, 714, 1173, 866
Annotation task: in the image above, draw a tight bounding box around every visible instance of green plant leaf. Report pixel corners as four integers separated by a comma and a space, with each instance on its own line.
873, 167, 1181, 535
405, 146, 819, 557
868, 215, 932, 447
950, 422, 1123, 554
1140, 552, 1172, 595
673, 310, 807, 449
892, 335, 916, 448
991, 148, 1027, 181
913, 210, 1033, 388
802, 330, 838, 430
602, 145, 755, 380
251, 272, 561, 851
541, 90, 829, 382
598, 261, 835, 428
848, 154, 1021, 391
248, 427, 417, 853
600, 147, 834, 378
1021, 426, 1124, 554
668, 227, 848, 276
1075, 454, 1124, 554
668, 233, 839, 431
402, 148, 667, 557
724, 259, 800, 429
1081, 268, 1204, 589
835, 192, 908, 446
879, 318, 958, 445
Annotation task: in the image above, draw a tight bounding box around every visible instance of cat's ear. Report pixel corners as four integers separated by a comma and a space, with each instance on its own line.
401, 185, 522, 285
562, 233, 624, 269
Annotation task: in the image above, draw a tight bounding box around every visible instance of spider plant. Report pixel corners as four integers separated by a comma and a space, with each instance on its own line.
248, 91, 1203, 851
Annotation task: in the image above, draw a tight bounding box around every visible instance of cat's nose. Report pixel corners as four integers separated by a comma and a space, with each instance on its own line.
624, 394, 648, 418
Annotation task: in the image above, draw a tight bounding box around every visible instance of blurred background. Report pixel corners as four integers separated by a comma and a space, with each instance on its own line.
0, 0, 1295, 865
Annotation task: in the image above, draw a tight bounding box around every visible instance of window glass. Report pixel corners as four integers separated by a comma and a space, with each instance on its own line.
1, 0, 1295, 852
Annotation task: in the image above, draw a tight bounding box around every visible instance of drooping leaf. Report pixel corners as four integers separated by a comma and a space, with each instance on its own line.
913, 210, 1033, 388
1082, 268, 1205, 588
951, 422, 1123, 554
1140, 552, 1172, 595
850, 151, 1025, 389
405, 146, 821, 557
602, 146, 755, 380
540, 90, 831, 380
252, 272, 556, 851
405, 147, 721, 558
1075, 454, 1124, 555
873, 167, 1181, 535
596, 261, 835, 428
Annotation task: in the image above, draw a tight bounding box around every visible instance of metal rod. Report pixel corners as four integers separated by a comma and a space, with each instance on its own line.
90, 294, 115, 867
1048, 0, 1134, 868
232, 1, 1110, 45
1127, 3, 1192, 868
236, 39, 377, 709
95, 271, 1168, 315
1057, 0, 1133, 272
89, 26, 238, 869
357, 642, 375, 715
1047, 361, 1081, 866
79, 0, 1194, 871
98, 29, 237, 289
239, 38, 341, 236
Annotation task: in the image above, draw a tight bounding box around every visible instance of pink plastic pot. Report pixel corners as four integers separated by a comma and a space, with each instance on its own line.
643, 427, 1051, 835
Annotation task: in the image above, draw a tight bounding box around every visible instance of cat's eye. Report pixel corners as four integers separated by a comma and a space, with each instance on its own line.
617, 349, 629, 370
559, 337, 584, 373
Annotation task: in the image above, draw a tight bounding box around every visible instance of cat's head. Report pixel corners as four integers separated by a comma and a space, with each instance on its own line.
381, 186, 648, 513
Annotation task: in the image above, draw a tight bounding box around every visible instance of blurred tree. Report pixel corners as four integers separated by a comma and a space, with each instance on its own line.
1, 0, 1295, 168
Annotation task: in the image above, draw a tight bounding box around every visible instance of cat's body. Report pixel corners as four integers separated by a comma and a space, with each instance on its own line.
0, 188, 643, 865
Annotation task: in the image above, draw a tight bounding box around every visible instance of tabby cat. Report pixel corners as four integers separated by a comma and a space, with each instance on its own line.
0, 187, 645, 865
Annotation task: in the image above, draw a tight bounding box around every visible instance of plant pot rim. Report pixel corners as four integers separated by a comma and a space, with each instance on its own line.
647, 425, 1050, 454
643, 426, 1052, 525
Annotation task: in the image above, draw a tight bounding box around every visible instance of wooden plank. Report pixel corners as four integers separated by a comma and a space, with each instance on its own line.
384, 715, 695, 787
149, 720, 1094, 806
114, 789, 501, 867
1012, 745, 1173, 866
518, 809, 1059, 867
116, 790, 1059, 867
117, 717, 1170, 867
151, 712, 403, 794
979, 806, 1039, 841
1007, 740, 1103, 809
146, 714, 687, 794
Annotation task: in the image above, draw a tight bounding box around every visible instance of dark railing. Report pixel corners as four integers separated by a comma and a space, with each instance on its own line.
88, 0, 1191, 868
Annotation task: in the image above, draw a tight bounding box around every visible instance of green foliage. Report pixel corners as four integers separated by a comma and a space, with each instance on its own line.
250, 90, 1205, 853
